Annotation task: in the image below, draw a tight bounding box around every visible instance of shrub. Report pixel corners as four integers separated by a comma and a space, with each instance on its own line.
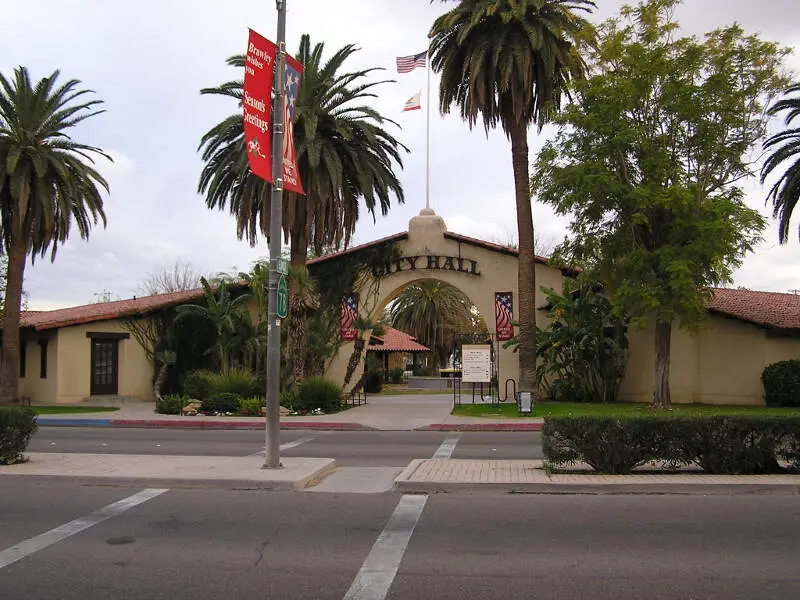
238, 397, 264, 417
280, 390, 296, 410
543, 415, 800, 475
201, 392, 242, 414
389, 367, 404, 384
542, 416, 668, 474
182, 370, 216, 400
210, 367, 258, 398
365, 369, 384, 393
0, 406, 38, 465
295, 377, 342, 413
762, 360, 800, 407
156, 394, 187, 415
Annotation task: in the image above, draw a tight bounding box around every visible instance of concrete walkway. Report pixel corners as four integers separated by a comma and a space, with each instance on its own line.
35, 394, 543, 431
395, 459, 800, 495
2, 453, 797, 494
0, 452, 335, 490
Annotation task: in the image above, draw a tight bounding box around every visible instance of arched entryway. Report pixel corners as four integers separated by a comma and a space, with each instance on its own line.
313, 208, 567, 395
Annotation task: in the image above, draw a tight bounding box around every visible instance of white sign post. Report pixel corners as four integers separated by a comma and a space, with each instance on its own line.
462, 344, 491, 383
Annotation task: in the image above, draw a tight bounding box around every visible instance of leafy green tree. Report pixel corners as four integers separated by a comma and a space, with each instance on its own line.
429, 0, 596, 394
762, 83, 800, 243
389, 280, 485, 369
532, 0, 788, 408
0, 67, 110, 404
175, 277, 253, 375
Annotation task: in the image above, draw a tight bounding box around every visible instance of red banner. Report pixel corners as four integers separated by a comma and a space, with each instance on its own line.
243, 29, 276, 182
495, 292, 514, 341
340, 293, 359, 342
281, 54, 304, 194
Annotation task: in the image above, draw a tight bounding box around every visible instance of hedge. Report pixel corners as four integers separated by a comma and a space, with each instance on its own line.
762, 360, 800, 407
295, 377, 342, 413
0, 406, 38, 465
543, 415, 800, 475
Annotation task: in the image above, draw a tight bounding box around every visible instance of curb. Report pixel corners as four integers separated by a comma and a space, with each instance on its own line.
36, 418, 376, 432
393, 480, 800, 496
419, 423, 542, 432
2, 462, 337, 492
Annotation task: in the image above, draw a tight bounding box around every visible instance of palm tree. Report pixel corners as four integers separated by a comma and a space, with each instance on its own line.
429, 0, 595, 394
199, 34, 407, 389
175, 277, 253, 375
389, 280, 485, 369
0, 67, 110, 404
198, 34, 407, 266
762, 83, 800, 243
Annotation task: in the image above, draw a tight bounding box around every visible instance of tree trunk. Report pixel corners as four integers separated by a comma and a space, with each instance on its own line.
653, 320, 672, 409
153, 361, 169, 401
343, 338, 365, 388
288, 218, 309, 391
509, 121, 536, 395
0, 239, 28, 405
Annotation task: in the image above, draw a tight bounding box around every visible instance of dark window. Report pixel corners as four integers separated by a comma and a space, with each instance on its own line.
19, 341, 26, 378
39, 339, 48, 379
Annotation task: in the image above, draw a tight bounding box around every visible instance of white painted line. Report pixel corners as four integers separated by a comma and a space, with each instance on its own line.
0, 488, 168, 570
432, 436, 459, 459
343, 494, 428, 600
249, 436, 316, 457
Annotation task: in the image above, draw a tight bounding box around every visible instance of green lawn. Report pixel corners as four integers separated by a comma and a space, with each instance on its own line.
452, 401, 800, 419
32, 406, 120, 415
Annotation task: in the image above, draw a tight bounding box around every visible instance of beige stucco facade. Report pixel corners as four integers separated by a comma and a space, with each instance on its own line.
323, 209, 564, 394
20, 320, 154, 404
620, 314, 800, 405
16, 209, 799, 407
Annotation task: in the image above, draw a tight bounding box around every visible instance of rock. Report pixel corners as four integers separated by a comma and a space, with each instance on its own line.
280, 406, 292, 416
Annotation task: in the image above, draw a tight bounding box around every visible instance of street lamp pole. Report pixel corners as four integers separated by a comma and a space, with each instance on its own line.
264, 0, 287, 469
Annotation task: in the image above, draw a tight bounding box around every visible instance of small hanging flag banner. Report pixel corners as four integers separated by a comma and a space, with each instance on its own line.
495, 292, 514, 341
403, 91, 422, 112
243, 29, 276, 182
340, 293, 359, 342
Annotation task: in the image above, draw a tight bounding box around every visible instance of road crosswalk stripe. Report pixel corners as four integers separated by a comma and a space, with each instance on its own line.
0, 488, 168, 570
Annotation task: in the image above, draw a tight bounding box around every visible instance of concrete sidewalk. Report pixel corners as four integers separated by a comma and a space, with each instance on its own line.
394, 459, 800, 495
0, 452, 335, 490
2, 453, 798, 494
35, 394, 543, 432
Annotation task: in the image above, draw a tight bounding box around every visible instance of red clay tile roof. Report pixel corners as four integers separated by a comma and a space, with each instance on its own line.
307, 233, 409, 266
20, 287, 211, 331
708, 287, 800, 330
368, 327, 430, 352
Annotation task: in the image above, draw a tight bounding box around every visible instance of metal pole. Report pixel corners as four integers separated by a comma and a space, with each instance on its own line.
425, 51, 431, 211
264, 0, 287, 469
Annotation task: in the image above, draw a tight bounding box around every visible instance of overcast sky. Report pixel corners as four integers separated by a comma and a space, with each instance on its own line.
2, 0, 799, 310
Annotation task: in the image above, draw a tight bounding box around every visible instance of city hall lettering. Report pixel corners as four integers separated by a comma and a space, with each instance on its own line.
371, 255, 481, 277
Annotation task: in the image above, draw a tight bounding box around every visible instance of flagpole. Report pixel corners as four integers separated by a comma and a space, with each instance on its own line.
425, 52, 431, 211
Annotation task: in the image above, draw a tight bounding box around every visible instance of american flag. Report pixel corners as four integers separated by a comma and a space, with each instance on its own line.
396, 51, 427, 73
283, 63, 300, 163
340, 293, 359, 341
495, 292, 514, 341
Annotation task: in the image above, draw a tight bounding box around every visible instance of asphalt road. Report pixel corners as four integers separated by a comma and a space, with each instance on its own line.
1, 479, 798, 600
29, 427, 543, 466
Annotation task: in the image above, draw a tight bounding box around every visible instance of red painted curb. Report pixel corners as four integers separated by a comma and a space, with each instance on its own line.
421, 423, 542, 432
107, 419, 374, 431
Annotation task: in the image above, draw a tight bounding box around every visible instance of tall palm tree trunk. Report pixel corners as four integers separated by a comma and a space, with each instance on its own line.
288, 209, 309, 391
509, 121, 537, 394
0, 237, 28, 404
